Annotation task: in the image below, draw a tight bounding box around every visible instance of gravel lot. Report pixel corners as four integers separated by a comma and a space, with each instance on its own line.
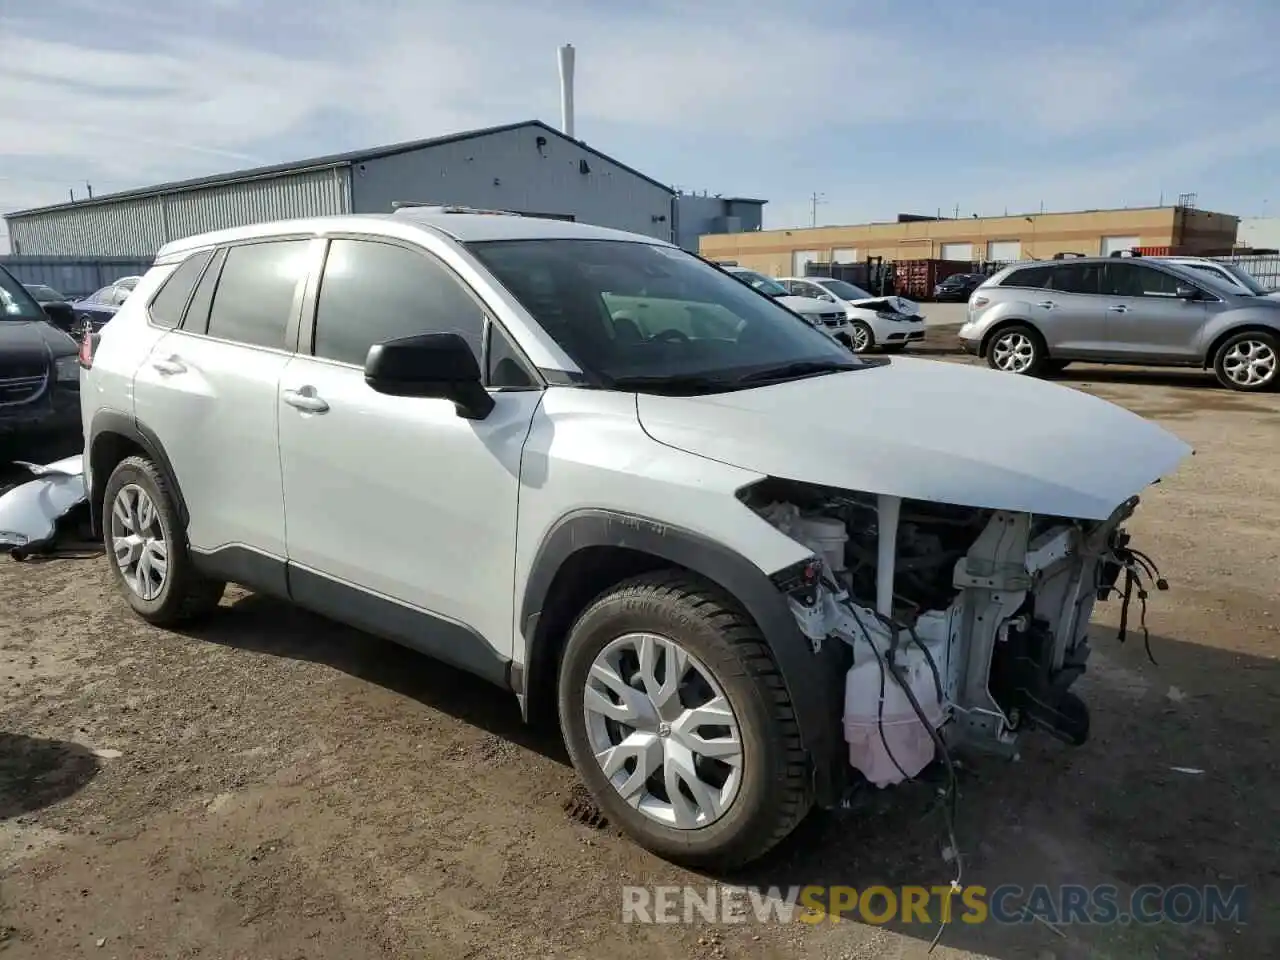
2, 353, 1277, 960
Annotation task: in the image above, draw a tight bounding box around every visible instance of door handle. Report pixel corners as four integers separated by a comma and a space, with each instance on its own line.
282, 387, 329, 413
151, 357, 187, 375
1107, 305, 1130, 313
1037, 300, 1056, 309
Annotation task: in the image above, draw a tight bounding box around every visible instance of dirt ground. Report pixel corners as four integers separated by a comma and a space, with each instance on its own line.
2, 352, 1278, 959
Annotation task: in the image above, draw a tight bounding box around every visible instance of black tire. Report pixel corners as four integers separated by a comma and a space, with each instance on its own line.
102, 456, 225, 626
1212, 330, 1279, 392
557, 570, 811, 869
985, 323, 1048, 377
850, 320, 875, 354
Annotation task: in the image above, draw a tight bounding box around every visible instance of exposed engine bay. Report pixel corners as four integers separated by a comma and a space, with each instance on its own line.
741, 478, 1165, 789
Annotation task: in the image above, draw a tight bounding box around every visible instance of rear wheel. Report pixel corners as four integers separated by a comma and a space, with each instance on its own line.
103, 456, 225, 626
987, 324, 1048, 376
850, 321, 875, 353
1213, 330, 1278, 392
557, 571, 811, 869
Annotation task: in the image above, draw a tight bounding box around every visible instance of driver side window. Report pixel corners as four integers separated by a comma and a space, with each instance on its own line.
311, 238, 486, 366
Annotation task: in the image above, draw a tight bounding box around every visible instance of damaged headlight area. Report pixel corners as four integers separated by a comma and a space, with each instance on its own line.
740, 477, 1167, 788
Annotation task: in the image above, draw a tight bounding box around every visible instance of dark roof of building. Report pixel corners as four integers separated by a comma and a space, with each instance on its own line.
7, 120, 674, 218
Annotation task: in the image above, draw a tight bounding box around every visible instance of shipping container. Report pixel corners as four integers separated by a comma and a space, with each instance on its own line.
0, 256, 154, 299
893, 259, 973, 300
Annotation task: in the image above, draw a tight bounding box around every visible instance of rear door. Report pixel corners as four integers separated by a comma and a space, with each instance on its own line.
132, 236, 314, 569
1040, 261, 1108, 357
1100, 261, 1207, 361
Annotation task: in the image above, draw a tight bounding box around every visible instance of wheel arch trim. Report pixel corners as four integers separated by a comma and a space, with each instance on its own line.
519, 508, 845, 806
87, 411, 189, 536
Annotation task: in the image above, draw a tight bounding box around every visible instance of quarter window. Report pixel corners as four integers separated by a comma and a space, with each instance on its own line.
1000, 265, 1052, 289
1046, 262, 1102, 295
206, 240, 309, 349
148, 250, 213, 329
312, 238, 486, 367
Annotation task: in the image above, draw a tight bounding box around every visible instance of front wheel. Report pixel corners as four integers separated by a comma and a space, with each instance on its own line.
850, 320, 875, 353
557, 571, 811, 869
1213, 330, 1278, 392
987, 324, 1048, 376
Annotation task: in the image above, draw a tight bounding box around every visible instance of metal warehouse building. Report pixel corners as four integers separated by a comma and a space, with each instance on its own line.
701, 205, 1240, 276
5, 119, 742, 257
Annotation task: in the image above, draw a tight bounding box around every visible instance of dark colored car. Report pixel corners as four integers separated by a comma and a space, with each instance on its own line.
933, 272, 987, 302
70, 276, 141, 336
1, 265, 82, 440
22, 284, 76, 333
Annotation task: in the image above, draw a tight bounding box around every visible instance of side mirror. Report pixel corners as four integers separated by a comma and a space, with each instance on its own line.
364, 332, 494, 420
42, 302, 75, 333
1175, 284, 1199, 300
818, 293, 836, 303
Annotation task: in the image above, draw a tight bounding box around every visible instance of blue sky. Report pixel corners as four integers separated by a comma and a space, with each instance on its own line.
2, 0, 1278, 250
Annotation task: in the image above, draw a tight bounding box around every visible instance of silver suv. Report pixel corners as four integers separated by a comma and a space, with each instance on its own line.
959, 256, 1280, 391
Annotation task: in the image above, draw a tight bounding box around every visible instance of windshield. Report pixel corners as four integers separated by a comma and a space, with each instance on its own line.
467, 239, 862, 390
1180, 261, 1268, 296
728, 268, 789, 297
27, 284, 62, 301
1220, 263, 1270, 296
819, 279, 874, 300
0, 268, 46, 321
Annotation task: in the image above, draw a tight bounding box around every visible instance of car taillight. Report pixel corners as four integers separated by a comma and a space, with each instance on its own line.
78, 328, 95, 369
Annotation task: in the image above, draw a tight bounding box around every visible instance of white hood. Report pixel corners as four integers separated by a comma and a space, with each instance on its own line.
636, 356, 1192, 521
846, 294, 919, 316
777, 295, 833, 316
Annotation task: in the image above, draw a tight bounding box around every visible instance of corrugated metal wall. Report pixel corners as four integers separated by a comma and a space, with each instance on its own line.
349, 127, 675, 242
0, 256, 154, 299
7, 166, 353, 257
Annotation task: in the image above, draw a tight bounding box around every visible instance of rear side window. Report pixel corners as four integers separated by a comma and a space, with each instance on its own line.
1046, 262, 1102, 295
1000, 265, 1052, 289
311, 238, 486, 366
148, 250, 213, 329
206, 240, 309, 349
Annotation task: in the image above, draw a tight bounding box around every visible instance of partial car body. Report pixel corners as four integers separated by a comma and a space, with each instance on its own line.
959, 256, 1280, 391
70, 276, 142, 336
721, 266, 854, 347
780, 276, 926, 353
0, 265, 83, 439
933, 272, 987, 302
80, 209, 1191, 870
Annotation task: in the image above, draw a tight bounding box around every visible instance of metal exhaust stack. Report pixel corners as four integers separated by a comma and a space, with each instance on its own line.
558, 43, 575, 139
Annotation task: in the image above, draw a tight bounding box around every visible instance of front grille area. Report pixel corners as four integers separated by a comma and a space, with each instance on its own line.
0, 372, 48, 405
820, 312, 845, 326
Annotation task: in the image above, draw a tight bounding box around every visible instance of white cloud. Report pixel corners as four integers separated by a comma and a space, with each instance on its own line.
1, 0, 1278, 222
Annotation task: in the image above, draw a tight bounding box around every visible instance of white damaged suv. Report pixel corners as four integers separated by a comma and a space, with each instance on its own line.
79, 208, 1191, 868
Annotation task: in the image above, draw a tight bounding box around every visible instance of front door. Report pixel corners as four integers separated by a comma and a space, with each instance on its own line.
276, 236, 543, 666
1100, 261, 1208, 361
132, 237, 311, 562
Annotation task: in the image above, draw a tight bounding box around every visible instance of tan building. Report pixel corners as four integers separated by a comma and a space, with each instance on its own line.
699, 205, 1239, 276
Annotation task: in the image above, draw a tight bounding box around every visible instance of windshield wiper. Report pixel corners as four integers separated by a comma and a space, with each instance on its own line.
735, 360, 860, 384
609, 373, 738, 395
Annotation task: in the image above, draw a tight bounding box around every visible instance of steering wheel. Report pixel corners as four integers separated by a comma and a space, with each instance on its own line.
650, 328, 689, 343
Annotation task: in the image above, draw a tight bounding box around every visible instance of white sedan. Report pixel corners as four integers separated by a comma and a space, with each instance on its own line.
780, 276, 927, 354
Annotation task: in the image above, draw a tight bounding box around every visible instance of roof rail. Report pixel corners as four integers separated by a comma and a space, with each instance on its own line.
391, 202, 524, 217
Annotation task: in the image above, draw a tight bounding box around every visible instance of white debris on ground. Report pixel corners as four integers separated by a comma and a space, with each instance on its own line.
0, 454, 86, 557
